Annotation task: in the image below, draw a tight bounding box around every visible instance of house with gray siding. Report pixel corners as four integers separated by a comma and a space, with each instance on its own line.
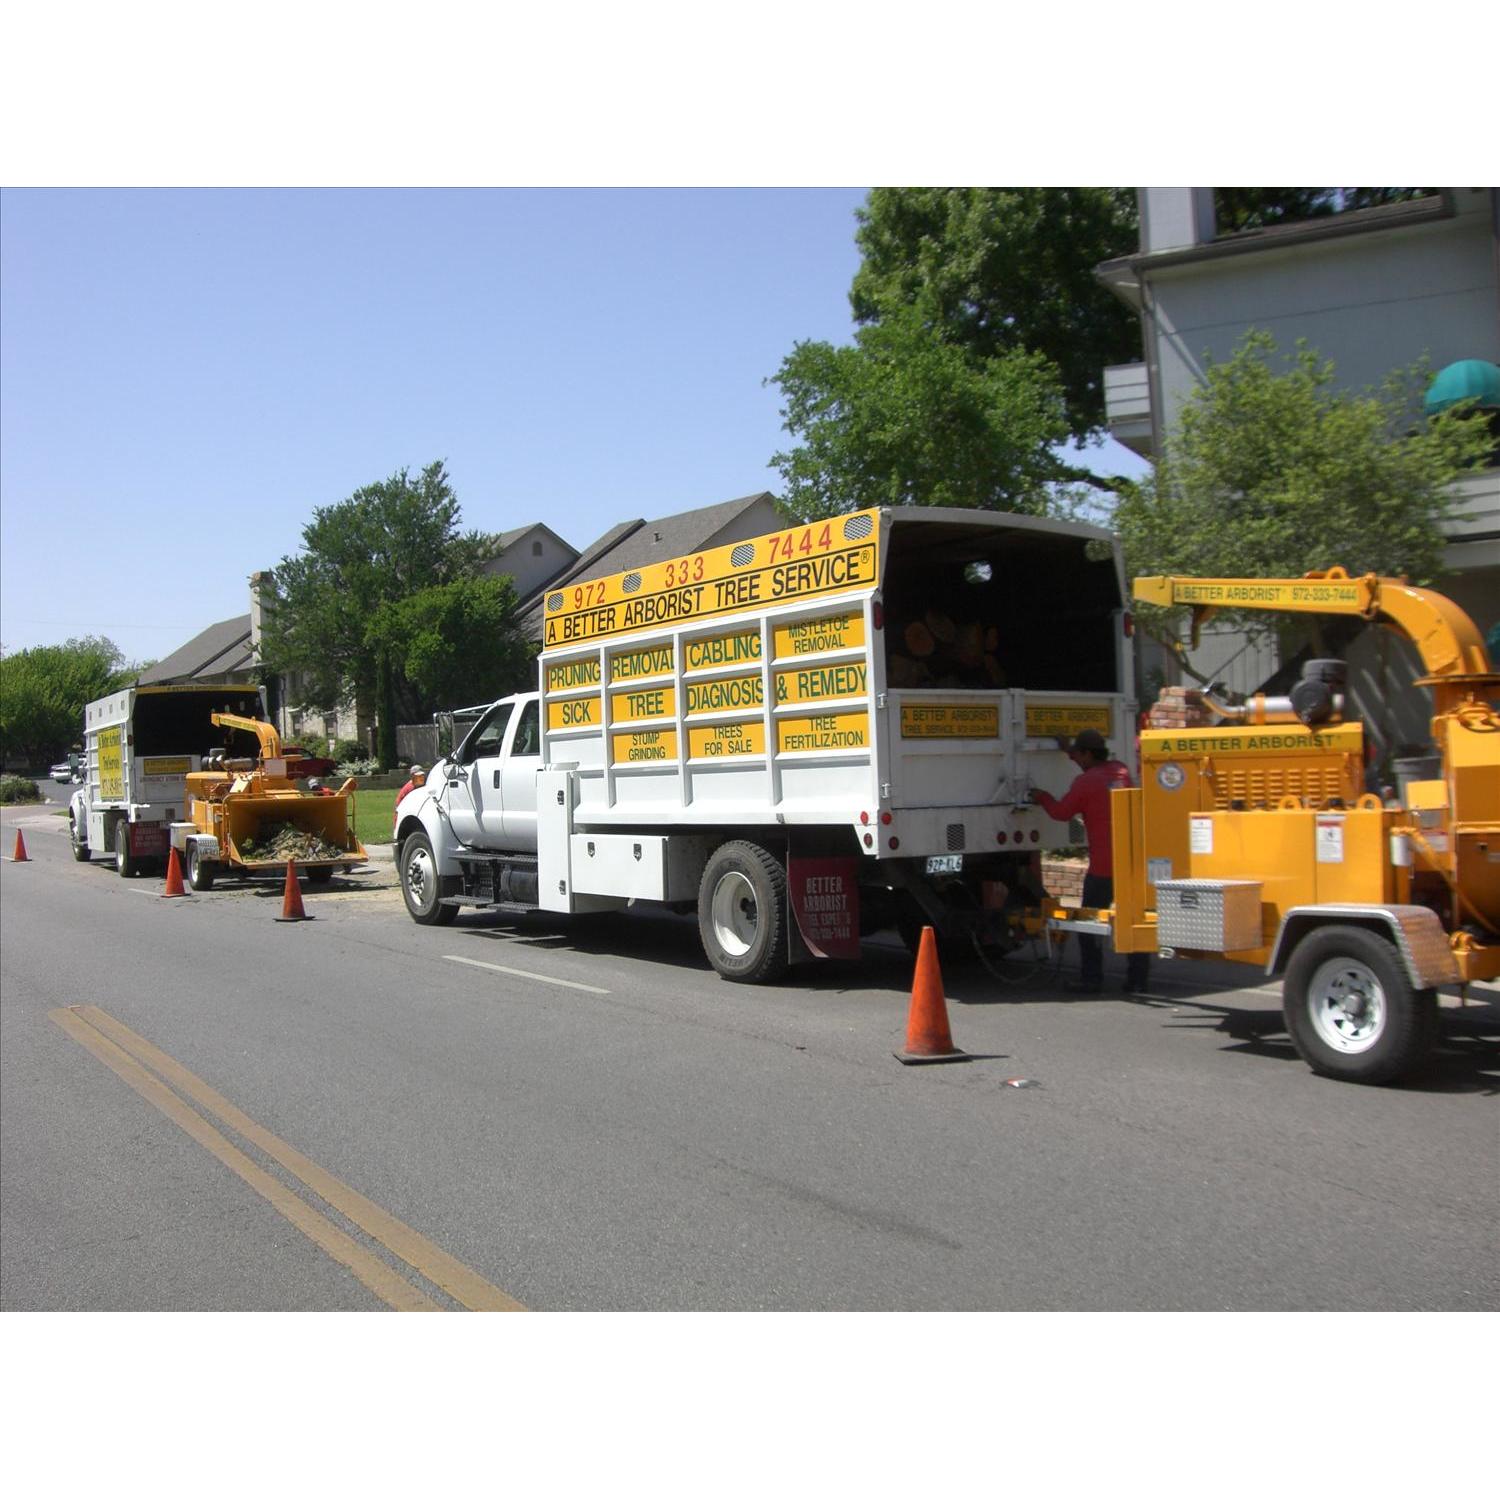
1096, 187, 1499, 758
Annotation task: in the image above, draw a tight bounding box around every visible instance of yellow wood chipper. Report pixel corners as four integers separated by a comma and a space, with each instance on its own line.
1051, 569, 1499, 1085
171, 712, 367, 890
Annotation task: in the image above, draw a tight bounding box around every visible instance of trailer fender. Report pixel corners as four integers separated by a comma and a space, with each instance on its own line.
1268, 904, 1460, 990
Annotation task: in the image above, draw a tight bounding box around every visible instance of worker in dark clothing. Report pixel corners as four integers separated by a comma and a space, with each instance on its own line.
1030, 728, 1151, 995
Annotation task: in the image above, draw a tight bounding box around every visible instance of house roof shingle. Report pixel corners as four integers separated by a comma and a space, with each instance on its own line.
136, 614, 254, 685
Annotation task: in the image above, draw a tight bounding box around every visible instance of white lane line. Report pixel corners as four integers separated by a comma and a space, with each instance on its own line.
442, 953, 610, 994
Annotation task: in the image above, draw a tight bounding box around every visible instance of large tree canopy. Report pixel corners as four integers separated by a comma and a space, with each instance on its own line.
847, 188, 1141, 441
365, 575, 535, 721
0, 636, 136, 764
259, 461, 520, 764
1115, 331, 1492, 647
769, 303, 1074, 521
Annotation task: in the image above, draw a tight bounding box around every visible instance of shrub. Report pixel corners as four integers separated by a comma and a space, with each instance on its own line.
0, 774, 42, 804
330, 737, 368, 765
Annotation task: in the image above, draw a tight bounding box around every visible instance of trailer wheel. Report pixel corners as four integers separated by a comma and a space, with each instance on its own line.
1282, 924, 1437, 1085
186, 842, 216, 891
114, 819, 138, 878
305, 865, 334, 885
698, 840, 789, 984
70, 815, 90, 862
400, 830, 458, 926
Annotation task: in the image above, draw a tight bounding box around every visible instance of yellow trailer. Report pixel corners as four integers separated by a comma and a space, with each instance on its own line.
1096, 569, 1499, 1084
172, 713, 366, 889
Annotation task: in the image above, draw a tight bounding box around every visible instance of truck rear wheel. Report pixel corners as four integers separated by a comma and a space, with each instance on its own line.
186, 842, 217, 891
400, 830, 458, 926
1282, 924, 1437, 1085
698, 840, 789, 984
114, 819, 138, 878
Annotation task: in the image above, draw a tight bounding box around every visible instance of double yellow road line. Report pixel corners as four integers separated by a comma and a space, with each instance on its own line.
50, 1005, 524, 1311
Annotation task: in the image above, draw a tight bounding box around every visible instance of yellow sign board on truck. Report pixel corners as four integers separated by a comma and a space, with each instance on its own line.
98, 725, 125, 801
542, 510, 880, 648
611, 728, 679, 765
687, 721, 767, 759
1024, 702, 1113, 739
900, 704, 1000, 739
772, 610, 865, 659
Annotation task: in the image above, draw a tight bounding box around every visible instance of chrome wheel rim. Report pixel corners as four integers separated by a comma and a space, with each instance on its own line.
1306, 956, 1386, 1054
710, 870, 757, 958
405, 844, 435, 909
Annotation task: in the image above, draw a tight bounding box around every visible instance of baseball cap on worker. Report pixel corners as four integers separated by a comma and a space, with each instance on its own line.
1070, 728, 1108, 756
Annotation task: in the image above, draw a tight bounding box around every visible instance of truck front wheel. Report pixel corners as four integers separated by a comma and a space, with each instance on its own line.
400, 830, 458, 926
114, 819, 138, 878
70, 815, 90, 862
1282, 924, 1437, 1085
698, 840, 789, 984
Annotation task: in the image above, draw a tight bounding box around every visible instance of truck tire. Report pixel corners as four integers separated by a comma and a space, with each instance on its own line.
1282, 924, 1437, 1085
400, 830, 458, 926
186, 842, 216, 891
698, 840, 789, 984
114, 819, 138, 878
70, 815, 90, 862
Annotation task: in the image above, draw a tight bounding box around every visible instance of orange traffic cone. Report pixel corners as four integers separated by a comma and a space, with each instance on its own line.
11, 829, 29, 862
274, 858, 313, 922
895, 926, 967, 1065
161, 846, 187, 897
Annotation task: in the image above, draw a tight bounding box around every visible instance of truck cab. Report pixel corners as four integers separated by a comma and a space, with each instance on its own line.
432, 694, 543, 851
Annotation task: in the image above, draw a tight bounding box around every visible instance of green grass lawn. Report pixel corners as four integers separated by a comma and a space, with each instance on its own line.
351, 788, 398, 846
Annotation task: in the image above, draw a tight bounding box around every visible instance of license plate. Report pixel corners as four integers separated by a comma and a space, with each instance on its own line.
925, 854, 963, 874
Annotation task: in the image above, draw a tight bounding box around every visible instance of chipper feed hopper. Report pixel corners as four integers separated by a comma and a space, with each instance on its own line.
172, 713, 367, 890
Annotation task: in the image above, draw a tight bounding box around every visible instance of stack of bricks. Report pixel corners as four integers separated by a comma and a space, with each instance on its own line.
1041, 857, 1087, 908
1145, 685, 1215, 730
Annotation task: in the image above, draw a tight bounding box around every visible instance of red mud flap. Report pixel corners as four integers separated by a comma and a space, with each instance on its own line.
788, 855, 860, 960
127, 822, 170, 857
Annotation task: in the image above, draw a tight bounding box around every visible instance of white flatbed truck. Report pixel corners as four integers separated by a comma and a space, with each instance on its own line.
393, 506, 1138, 980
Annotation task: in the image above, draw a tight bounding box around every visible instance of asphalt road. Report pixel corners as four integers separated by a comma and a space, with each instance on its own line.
2, 798, 1496, 1311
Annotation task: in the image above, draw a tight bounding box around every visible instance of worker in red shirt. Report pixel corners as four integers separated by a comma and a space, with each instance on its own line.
1030, 728, 1150, 995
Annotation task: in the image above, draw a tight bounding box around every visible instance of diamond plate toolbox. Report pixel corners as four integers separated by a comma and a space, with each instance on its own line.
1155, 879, 1263, 952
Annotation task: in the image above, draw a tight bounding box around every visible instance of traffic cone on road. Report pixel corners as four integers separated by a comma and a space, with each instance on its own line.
894, 926, 967, 1065
11, 830, 29, 862
274, 859, 313, 922
161, 847, 187, 898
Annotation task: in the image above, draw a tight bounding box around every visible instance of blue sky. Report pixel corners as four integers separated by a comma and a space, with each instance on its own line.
1, 187, 1146, 667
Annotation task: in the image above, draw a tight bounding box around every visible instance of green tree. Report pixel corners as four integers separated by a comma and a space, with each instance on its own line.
1114, 331, 1493, 649
847, 188, 1141, 441
366, 575, 536, 718
0, 636, 135, 764
259, 461, 513, 766
768, 303, 1074, 521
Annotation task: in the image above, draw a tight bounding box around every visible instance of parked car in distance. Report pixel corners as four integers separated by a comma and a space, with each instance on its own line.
52, 761, 75, 782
